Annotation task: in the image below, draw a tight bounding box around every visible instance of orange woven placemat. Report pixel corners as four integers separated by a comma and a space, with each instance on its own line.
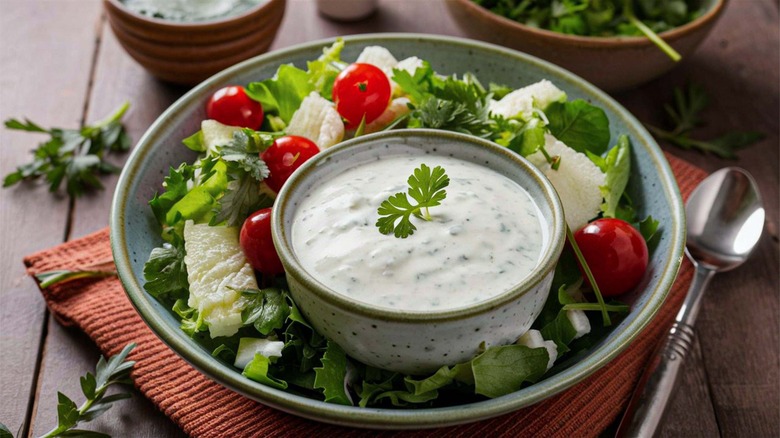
24, 154, 706, 438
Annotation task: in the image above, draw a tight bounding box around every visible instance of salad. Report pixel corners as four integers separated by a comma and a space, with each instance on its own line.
143, 40, 659, 407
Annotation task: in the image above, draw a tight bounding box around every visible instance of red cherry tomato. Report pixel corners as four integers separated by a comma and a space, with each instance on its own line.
261, 135, 319, 193
240, 208, 284, 275
573, 218, 649, 297
206, 86, 264, 129
332, 63, 391, 128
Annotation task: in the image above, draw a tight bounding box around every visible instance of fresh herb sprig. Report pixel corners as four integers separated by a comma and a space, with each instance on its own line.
646, 84, 764, 159
376, 164, 449, 238
35, 269, 117, 289
3, 103, 131, 198
38, 343, 136, 438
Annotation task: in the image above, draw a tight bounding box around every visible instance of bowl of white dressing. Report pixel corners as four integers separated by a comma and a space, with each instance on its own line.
272, 129, 565, 374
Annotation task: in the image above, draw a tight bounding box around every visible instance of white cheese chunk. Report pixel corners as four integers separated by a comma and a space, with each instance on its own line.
527, 135, 606, 230
566, 309, 592, 339
489, 79, 566, 120
286, 92, 344, 149
517, 329, 558, 371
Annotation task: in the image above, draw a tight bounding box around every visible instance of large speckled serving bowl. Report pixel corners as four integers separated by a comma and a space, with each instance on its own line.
111, 34, 685, 429
271, 129, 565, 375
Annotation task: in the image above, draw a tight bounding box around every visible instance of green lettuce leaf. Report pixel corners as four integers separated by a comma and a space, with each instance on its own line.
313, 341, 352, 405
245, 64, 313, 124
600, 135, 631, 218
149, 163, 195, 225
243, 353, 288, 390
307, 39, 346, 97
143, 237, 188, 300
545, 99, 610, 155
471, 345, 549, 398
182, 129, 206, 152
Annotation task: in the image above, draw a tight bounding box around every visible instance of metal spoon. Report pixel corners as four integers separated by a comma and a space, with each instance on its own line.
617, 167, 764, 437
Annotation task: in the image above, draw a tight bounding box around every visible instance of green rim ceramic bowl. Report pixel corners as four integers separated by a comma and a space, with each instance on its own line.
111, 34, 685, 429
271, 129, 565, 375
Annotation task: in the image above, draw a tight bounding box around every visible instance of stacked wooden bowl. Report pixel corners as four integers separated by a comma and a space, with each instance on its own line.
104, 0, 286, 85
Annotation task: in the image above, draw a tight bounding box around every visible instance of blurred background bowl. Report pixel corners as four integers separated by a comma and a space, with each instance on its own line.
104, 0, 286, 86
445, 0, 725, 92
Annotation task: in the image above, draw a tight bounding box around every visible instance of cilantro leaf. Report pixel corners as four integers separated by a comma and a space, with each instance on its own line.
212, 171, 274, 227
3, 102, 131, 198
143, 237, 188, 300
545, 99, 610, 155
240, 288, 290, 335
313, 341, 352, 405
217, 130, 272, 182
246, 64, 313, 124
376, 164, 449, 238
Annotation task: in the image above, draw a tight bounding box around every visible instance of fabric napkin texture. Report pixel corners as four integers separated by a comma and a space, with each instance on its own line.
24, 154, 706, 438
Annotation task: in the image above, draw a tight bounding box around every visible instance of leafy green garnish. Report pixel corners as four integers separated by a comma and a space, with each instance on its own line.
35, 269, 116, 289
243, 353, 288, 390
38, 343, 136, 438
306, 38, 346, 97
240, 288, 290, 336
172, 299, 206, 337
646, 84, 764, 159
545, 100, 611, 155
245, 64, 313, 125
143, 236, 188, 300
3, 102, 131, 198
598, 135, 631, 218
471, 345, 549, 398
313, 341, 352, 405
376, 164, 450, 238
0, 423, 13, 438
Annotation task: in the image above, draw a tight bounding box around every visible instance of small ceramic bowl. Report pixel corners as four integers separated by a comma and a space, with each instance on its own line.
271, 129, 566, 374
104, 0, 286, 85
445, 0, 725, 92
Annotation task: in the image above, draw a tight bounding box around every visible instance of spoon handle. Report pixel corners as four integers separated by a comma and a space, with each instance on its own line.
616, 266, 716, 437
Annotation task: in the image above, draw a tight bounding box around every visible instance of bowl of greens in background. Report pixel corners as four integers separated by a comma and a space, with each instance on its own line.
111, 34, 685, 428
104, 0, 286, 85
445, 0, 725, 92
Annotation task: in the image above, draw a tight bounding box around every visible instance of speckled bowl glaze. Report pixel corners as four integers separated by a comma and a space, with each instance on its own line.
111, 34, 685, 428
271, 130, 565, 375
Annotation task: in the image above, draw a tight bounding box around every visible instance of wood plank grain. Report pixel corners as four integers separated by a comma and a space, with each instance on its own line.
0, 0, 102, 433
30, 16, 186, 437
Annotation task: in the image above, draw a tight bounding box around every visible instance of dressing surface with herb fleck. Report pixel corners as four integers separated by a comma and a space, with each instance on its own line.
292, 154, 547, 311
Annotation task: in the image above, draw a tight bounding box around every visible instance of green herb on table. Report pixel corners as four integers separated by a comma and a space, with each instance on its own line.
376, 164, 449, 238
35, 269, 117, 289
646, 84, 765, 159
38, 343, 136, 438
3, 103, 131, 198
472, 0, 697, 60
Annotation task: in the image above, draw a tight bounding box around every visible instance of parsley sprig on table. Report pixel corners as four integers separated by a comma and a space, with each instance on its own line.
646, 84, 764, 159
3, 103, 131, 198
376, 164, 449, 238
29, 343, 136, 438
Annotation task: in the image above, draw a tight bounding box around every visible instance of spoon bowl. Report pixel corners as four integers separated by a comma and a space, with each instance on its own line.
686, 167, 765, 271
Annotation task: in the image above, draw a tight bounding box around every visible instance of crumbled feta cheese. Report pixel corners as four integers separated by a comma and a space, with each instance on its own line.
566, 309, 592, 339
517, 329, 558, 370
286, 92, 344, 149
489, 79, 566, 120
527, 135, 606, 230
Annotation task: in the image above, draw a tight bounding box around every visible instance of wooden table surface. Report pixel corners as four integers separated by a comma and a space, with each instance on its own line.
1, 0, 777, 436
